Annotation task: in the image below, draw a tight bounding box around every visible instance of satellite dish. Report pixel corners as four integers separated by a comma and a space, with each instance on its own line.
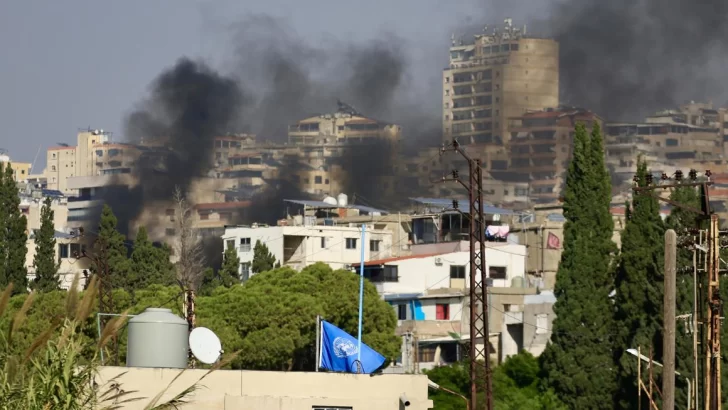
189, 327, 223, 364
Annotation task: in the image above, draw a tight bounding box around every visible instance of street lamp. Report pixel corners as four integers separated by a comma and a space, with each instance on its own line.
626, 348, 693, 410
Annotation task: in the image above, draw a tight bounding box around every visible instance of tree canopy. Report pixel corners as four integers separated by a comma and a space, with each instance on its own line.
539, 122, 617, 409
196, 263, 400, 371
123, 226, 176, 294
252, 240, 278, 274
612, 157, 665, 409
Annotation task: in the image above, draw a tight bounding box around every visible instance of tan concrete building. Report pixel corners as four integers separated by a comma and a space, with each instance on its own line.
0, 156, 32, 182
442, 19, 559, 173
506, 108, 602, 204
96, 366, 433, 409
45, 145, 77, 192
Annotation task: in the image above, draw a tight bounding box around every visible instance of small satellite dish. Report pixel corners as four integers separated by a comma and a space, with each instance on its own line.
189, 327, 223, 365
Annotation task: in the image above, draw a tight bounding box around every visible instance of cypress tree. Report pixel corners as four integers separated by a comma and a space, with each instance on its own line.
613, 158, 665, 409
32, 196, 59, 292
0, 162, 7, 286
93, 205, 130, 292
220, 246, 241, 286
252, 240, 277, 274
1, 162, 28, 293
540, 122, 617, 409
665, 184, 701, 408
125, 226, 176, 292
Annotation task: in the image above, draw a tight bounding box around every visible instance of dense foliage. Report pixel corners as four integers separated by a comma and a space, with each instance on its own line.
613, 158, 666, 409
426, 352, 566, 410
252, 239, 279, 274
539, 122, 617, 409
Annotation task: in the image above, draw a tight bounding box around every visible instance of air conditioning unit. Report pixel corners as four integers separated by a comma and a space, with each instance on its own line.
434, 257, 443, 266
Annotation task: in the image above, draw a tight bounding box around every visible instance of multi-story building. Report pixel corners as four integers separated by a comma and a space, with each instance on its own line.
0, 153, 32, 182
442, 19, 559, 173
506, 107, 602, 203
222, 198, 395, 279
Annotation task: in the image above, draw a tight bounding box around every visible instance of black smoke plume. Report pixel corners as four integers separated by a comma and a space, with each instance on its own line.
552, 0, 728, 120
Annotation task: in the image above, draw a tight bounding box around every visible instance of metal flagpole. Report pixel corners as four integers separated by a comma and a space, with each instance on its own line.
315, 315, 321, 372
357, 223, 366, 364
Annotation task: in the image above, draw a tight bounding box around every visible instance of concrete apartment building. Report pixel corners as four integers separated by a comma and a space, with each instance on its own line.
505, 107, 602, 204
442, 19, 559, 173
222, 199, 393, 279
0, 153, 32, 182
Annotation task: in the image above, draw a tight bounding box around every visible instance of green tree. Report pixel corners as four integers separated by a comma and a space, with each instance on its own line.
32, 197, 59, 292
196, 263, 400, 371
540, 122, 617, 409
125, 226, 176, 294
92, 205, 130, 293
252, 240, 277, 274
665, 183, 702, 408
613, 158, 665, 409
425, 352, 566, 410
199, 248, 240, 296
0, 163, 28, 294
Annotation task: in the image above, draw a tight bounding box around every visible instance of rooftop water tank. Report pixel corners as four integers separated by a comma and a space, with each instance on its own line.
323, 196, 337, 205
510, 276, 526, 288
337, 193, 348, 207
127, 308, 188, 369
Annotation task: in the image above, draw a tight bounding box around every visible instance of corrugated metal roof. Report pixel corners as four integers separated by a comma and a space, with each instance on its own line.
283, 199, 388, 214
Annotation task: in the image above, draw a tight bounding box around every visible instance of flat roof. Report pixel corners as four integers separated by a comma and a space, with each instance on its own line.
409, 197, 514, 215
284, 199, 389, 215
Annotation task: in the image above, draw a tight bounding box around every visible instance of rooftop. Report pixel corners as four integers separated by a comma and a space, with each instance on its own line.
363, 252, 448, 267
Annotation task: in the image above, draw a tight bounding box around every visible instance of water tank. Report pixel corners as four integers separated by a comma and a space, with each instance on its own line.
0, 154, 9, 163
510, 277, 526, 288
337, 193, 348, 207
127, 308, 188, 369
323, 196, 337, 205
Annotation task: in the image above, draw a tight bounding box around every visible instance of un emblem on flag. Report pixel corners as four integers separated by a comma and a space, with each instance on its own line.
332, 337, 359, 358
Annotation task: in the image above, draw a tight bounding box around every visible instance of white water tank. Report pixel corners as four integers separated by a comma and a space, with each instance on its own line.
337, 193, 348, 207
323, 196, 337, 205
0, 154, 9, 163
126, 308, 188, 369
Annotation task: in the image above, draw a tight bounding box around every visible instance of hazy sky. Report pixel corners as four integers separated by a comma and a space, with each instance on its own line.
0, 0, 548, 168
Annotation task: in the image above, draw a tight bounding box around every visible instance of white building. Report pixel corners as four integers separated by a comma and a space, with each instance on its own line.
25, 230, 91, 291
361, 245, 526, 296
222, 221, 393, 279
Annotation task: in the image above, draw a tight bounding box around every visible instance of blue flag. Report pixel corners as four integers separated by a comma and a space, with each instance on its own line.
318, 320, 386, 374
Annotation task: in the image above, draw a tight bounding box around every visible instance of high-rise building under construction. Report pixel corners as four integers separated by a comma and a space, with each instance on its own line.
442, 19, 559, 172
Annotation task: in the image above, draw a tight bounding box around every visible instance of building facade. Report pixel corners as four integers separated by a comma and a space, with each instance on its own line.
442, 19, 559, 173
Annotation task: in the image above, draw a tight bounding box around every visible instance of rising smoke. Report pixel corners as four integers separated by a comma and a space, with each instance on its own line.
552, 0, 728, 121
100, 14, 438, 265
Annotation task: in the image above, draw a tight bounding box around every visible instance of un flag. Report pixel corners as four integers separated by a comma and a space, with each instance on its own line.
319, 320, 386, 374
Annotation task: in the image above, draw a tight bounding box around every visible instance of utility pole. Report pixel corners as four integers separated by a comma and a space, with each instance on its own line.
633, 168, 722, 410
664, 229, 677, 410
442, 139, 492, 410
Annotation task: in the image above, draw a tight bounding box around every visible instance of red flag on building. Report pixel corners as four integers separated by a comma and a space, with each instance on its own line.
546, 232, 561, 249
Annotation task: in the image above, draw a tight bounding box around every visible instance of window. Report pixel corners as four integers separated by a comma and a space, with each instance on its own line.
436, 303, 450, 320
320, 237, 327, 248
226, 240, 235, 250
240, 263, 251, 282
370, 240, 380, 252
165, 228, 176, 236
58, 244, 69, 259
418, 345, 436, 362
489, 266, 507, 279
346, 238, 357, 249
450, 265, 466, 279
51, 165, 56, 171
240, 237, 251, 252
314, 175, 323, 184
536, 314, 549, 334
70, 243, 85, 258
397, 304, 407, 320
199, 213, 209, 220
383, 266, 398, 282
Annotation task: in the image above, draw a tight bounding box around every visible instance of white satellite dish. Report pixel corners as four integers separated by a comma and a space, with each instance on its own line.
189, 327, 223, 365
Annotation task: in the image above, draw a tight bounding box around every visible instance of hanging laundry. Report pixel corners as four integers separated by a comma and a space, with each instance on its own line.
485, 225, 500, 239
496, 225, 510, 238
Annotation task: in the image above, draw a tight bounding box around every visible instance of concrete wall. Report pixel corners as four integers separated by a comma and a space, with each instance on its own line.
96, 367, 433, 410
223, 225, 393, 274
377, 246, 526, 295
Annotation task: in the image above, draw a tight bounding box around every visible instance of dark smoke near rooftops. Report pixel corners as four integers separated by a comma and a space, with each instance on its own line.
94, 15, 439, 267
552, 0, 728, 121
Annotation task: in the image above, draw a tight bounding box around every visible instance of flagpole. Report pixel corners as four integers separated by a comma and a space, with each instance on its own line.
315, 315, 321, 372
357, 223, 366, 363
